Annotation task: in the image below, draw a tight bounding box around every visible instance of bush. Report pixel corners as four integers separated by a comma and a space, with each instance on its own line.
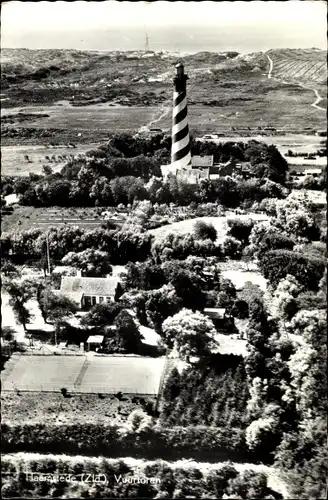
193, 220, 217, 242
227, 219, 254, 245
222, 236, 242, 259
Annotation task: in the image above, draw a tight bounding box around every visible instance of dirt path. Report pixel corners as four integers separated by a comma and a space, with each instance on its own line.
266, 53, 325, 112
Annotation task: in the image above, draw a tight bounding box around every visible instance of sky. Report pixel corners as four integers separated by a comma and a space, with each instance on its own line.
1, 1, 327, 53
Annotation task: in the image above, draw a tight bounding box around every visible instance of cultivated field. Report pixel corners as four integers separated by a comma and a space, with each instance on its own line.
268, 49, 327, 85
1, 354, 166, 395
0, 206, 118, 232
149, 214, 270, 242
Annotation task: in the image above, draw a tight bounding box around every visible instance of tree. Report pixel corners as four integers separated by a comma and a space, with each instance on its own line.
81, 302, 122, 327
271, 275, 303, 326
145, 285, 183, 333
163, 368, 181, 401
274, 193, 320, 241
238, 281, 264, 305
3, 280, 35, 331
126, 409, 152, 433
222, 236, 242, 259
123, 262, 166, 291
1, 262, 21, 279
225, 470, 276, 499
61, 249, 112, 277
193, 220, 217, 242
207, 464, 238, 499
102, 310, 142, 354
162, 308, 217, 361
90, 177, 113, 206
42, 165, 54, 176
258, 250, 325, 291
275, 309, 327, 499
37, 287, 77, 326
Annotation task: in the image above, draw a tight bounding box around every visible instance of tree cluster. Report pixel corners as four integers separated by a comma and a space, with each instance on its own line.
1, 225, 152, 265
1, 454, 281, 499
162, 356, 249, 429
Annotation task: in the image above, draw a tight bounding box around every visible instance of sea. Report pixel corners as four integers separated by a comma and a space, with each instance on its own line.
2, 25, 326, 54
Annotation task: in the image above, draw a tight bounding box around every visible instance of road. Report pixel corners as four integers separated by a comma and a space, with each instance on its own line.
266, 53, 325, 112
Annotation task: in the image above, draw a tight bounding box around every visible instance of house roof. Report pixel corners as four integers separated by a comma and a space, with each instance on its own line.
60, 277, 119, 297
192, 155, 214, 167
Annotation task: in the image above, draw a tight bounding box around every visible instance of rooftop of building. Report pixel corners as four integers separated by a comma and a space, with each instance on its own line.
60, 277, 120, 297
191, 155, 214, 168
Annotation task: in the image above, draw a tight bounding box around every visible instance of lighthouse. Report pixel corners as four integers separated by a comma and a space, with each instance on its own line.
171, 62, 192, 170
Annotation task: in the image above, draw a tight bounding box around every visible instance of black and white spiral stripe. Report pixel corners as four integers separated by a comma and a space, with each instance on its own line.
171, 90, 191, 168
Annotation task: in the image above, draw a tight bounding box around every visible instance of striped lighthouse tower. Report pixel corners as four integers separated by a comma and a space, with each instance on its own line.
171, 62, 192, 171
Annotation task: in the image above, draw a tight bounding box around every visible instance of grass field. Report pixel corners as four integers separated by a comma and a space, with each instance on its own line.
149, 214, 270, 242
1, 354, 166, 395
1, 101, 157, 133
1, 143, 101, 176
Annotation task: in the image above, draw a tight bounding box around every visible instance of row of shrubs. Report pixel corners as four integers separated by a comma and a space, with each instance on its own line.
1, 422, 253, 463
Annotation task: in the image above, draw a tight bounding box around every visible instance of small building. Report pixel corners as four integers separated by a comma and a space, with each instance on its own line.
87, 335, 104, 352
204, 308, 228, 320
59, 276, 122, 310
191, 155, 214, 168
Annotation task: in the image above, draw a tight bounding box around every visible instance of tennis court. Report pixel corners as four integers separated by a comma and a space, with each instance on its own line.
1, 354, 166, 395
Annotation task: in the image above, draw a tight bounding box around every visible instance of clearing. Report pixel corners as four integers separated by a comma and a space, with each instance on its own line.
149, 214, 270, 242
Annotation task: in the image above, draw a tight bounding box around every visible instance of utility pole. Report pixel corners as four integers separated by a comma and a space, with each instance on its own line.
145, 31, 150, 52
46, 232, 51, 276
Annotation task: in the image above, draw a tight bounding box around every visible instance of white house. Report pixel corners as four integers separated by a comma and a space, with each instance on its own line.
59, 276, 122, 310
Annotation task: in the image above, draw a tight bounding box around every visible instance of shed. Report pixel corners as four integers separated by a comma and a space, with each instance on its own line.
204, 308, 227, 320
87, 335, 104, 351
